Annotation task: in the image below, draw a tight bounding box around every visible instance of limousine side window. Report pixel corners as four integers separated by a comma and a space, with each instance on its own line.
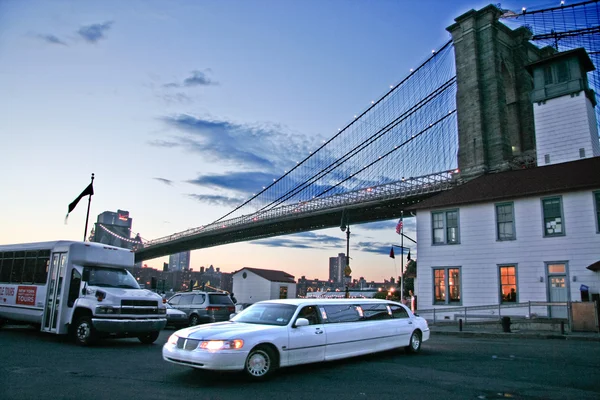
296, 306, 321, 325
322, 305, 360, 323
361, 304, 392, 320
389, 304, 410, 318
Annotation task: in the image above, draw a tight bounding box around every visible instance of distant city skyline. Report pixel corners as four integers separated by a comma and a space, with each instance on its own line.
0, 0, 552, 281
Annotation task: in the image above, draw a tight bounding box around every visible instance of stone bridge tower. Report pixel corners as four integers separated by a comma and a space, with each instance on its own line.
447, 5, 553, 180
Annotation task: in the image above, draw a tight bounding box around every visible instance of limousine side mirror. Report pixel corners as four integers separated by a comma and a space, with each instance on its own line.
294, 318, 309, 328
229, 313, 237, 320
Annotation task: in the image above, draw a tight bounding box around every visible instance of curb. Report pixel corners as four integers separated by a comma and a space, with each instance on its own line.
430, 330, 600, 342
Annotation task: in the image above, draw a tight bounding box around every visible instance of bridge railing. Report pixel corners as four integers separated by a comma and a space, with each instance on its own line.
143, 169, 458, 247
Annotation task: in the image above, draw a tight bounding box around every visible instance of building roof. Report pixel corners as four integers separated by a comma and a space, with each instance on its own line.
235, 267, 296, 283
409, 157, 600, 211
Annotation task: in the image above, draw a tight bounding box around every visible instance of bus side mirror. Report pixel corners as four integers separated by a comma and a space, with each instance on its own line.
82, 269, 90, 282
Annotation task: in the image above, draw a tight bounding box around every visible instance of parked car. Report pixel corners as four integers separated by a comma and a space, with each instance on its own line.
165, 303, 188, 328
162, 298, 429, 380
166, 291, 235, 326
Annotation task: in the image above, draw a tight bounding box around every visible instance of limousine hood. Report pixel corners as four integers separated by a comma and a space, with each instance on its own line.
177, 321, 279, 340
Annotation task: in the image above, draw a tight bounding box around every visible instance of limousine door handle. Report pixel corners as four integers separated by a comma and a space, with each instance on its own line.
408, 321, 413, 325
315, 329, 324, 335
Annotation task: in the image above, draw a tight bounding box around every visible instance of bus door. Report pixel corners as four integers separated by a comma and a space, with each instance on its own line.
42, 252, 68, 333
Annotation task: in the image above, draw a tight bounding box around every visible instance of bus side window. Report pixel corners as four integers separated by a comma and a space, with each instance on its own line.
68, 269, 82, 307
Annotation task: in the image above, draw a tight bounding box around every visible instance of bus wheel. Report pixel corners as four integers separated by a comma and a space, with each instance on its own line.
138, 331, 160, 344
74, 316, 97, 346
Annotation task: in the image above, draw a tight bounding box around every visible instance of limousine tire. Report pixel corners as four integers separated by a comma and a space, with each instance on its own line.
244, 345, 278, 380
73, 316, 97, 346
405, 330, 422, 354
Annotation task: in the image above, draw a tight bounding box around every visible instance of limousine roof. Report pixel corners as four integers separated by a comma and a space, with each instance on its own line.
259, 298, 402, 307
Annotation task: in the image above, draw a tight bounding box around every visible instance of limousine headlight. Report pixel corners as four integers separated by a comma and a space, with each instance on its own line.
167, 334, 179, 345
199, 340, 244, 351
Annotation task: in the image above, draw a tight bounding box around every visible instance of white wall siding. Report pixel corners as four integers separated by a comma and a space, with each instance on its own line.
416, 190, 600, 312
269, 282, 297, 299
232, 270, 271, 304
534, 93, 598, 165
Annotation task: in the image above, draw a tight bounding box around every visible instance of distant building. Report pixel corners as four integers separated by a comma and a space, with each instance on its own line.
329, 253, 345, 286
168, 251, 190, 272
92, 210, 142, 251
232, 267, 296, 304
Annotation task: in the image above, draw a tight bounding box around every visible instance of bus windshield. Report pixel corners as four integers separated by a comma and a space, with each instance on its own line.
85, 266, 140, 289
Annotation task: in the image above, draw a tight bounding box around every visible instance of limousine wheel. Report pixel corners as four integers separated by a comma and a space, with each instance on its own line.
245, 346, 277, 380
74, 316, 97, 346
406, 330, 422, 354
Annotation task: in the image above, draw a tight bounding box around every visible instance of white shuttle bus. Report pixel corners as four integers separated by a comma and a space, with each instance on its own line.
0, 240, 166, 345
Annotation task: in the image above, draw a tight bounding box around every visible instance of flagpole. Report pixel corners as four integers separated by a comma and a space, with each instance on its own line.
83, 173, 95, 242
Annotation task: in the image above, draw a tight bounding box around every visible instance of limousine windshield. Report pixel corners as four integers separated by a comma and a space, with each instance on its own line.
231, 303, 297, 326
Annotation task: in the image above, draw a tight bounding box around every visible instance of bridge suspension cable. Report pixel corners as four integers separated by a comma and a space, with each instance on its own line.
208, 40, 457, 226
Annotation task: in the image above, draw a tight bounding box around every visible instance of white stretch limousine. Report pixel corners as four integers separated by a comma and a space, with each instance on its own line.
163, 298, 430, 379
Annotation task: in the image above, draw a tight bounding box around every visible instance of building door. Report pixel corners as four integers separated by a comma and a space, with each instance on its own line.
42, 253, 67, 333
547, 263, 568, 319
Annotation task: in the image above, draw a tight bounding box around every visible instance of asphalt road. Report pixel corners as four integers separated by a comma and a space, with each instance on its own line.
1, 325, 599, 400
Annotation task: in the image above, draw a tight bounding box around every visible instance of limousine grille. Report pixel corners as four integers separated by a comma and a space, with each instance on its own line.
176, 337, 200, 351
120, 300, 160, 315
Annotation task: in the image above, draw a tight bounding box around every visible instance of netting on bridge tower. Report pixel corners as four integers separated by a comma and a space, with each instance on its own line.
501, 0, 600, 133
211, 41, 458, 225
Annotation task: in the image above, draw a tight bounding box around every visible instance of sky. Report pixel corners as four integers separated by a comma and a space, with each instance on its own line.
0, 0, 556, 282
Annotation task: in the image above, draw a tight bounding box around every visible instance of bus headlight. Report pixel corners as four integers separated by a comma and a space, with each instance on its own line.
199, 340, 244, 351
96, 306, 118, 314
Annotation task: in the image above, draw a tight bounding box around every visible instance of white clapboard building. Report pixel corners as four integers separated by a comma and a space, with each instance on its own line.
232, 267, 296, 305
410, 48, 600, 318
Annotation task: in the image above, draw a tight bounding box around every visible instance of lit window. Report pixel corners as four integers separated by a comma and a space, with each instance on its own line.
433, 267, 461, 305
432, 210, 459, 244
499, 265, 517, 303
542, 197, 564, 236
496, 203, 515, 241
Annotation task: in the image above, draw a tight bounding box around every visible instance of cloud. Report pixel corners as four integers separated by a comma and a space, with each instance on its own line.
153, 177, 173, 186
160, 92, 193, 105
77, 21, 113, 43
37, 34, 67, 46
252, 231, 345, 249
187, 193, 247, 208
164, 70, 217, 88
358, 220, 397, 231
187, 171, 280, 195
158, 114, 315, 171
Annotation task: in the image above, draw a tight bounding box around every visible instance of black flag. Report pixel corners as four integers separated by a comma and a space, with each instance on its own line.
65, 182, 94, 222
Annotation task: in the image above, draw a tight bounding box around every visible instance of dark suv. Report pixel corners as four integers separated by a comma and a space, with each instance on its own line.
167, 291, 235, 326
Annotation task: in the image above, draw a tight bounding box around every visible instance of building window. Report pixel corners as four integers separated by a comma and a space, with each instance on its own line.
433, 267, 461, 305
499, 265, 517, 303
496, 203, 515, 241
432, 210, 459, 244
595, 192, 600, 233
556, 61, 570, 83
279, 286, 288, 299
542, 197, 564, 236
